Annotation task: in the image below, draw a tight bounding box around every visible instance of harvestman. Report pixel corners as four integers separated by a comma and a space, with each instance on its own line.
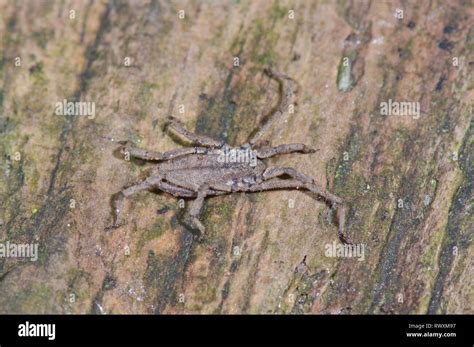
109, 69, 349, 244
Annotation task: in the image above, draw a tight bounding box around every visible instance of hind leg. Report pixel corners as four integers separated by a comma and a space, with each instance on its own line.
250, 167, 349, 244
262, 167, 343, 204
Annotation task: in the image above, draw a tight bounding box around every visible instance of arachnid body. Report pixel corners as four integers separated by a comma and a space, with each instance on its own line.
110, 69, 349, 244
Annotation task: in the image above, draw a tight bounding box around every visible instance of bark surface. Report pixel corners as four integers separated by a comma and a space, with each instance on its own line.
0, 0, 472, 314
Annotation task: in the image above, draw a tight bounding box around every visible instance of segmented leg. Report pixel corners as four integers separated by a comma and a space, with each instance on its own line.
186, 184, 210, 240
256, 143, 316, 159
248, 69, 297, 146
262, 167, 342, 204
121, 142, 208, 161
250, 167, 349, 244
166, 118, 223, 148
109, 177, 161, 228
108, 176, 201, 229
159, 180, 197, 198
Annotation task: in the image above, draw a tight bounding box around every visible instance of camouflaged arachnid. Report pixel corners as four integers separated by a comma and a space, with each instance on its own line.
110, 69, 349, 244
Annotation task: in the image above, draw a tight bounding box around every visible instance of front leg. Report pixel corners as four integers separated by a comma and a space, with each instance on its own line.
248, 69, 297, 146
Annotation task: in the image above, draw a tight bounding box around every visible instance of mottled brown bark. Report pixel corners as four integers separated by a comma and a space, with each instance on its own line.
0, 0, 472, 314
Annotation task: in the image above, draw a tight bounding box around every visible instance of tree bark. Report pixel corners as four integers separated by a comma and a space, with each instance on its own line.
0, 0, 472, 314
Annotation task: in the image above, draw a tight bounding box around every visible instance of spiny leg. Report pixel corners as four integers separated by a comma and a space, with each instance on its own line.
166, 118, 223, 148
186, 184, 210, 240
256, 143, 316, 159
258, 168, 349, 244
121, 142, 208, 161
248, 69, 297, 146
